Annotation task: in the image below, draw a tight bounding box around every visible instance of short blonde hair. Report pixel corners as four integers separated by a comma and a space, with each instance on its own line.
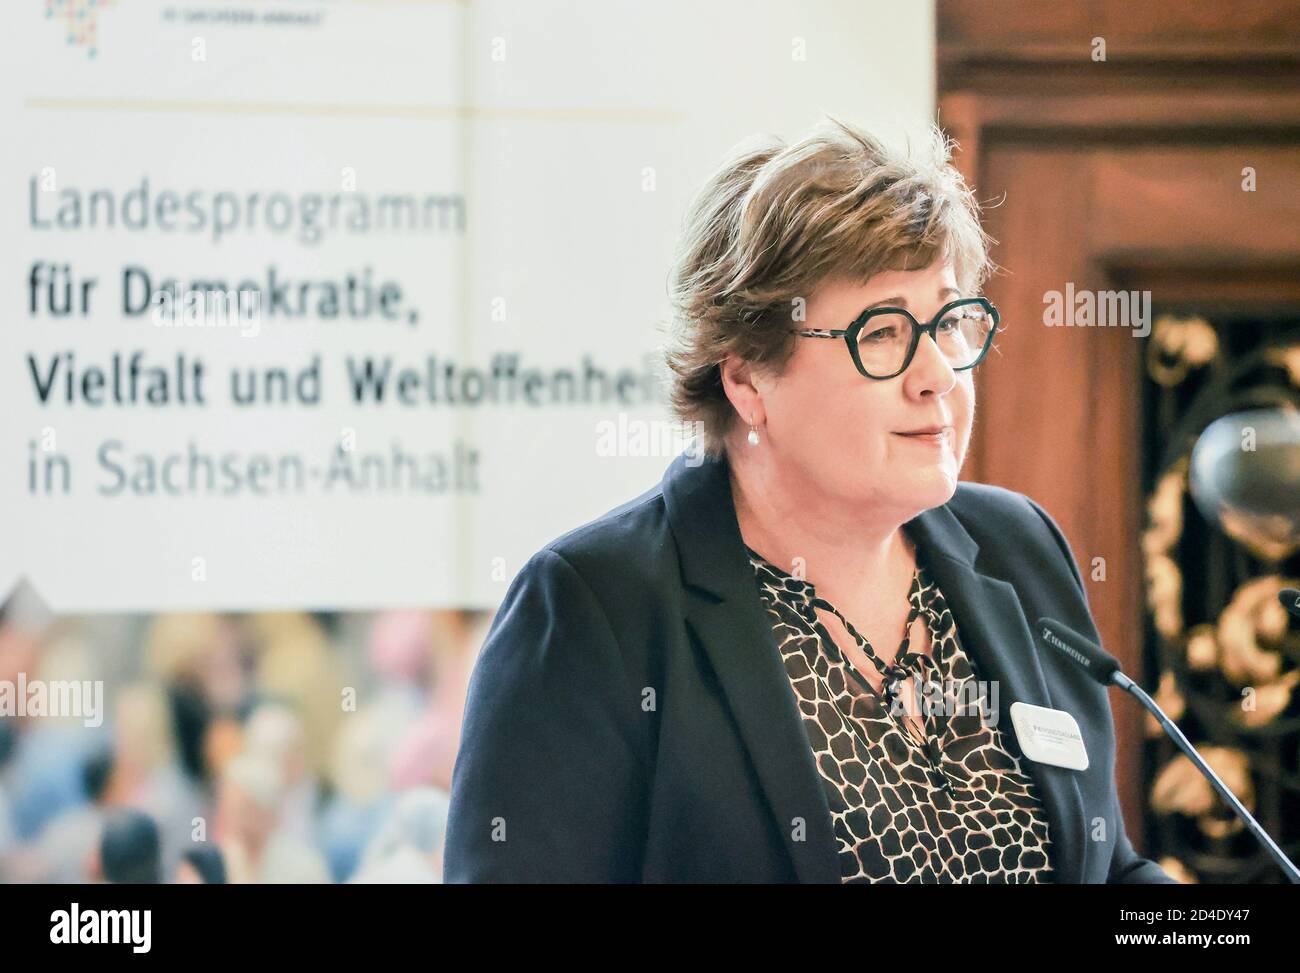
664, 116, 994, 459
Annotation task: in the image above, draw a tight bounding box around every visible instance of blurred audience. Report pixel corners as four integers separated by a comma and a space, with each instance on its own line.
0, 607, 482, 884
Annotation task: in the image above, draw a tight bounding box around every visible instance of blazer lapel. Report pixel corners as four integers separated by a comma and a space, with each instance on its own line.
685, 595, 845, 883
905, 503, 1088, 884
663, 450, 842, 883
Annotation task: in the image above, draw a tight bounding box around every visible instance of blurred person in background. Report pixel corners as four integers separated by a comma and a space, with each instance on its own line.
391, 612, 484, 793
243, 701, 317, 846
1, 625, 107, 843
107, 681, 204, 878
316, 703, 401, 882
360, 611, 431, 790
0, 720, 15, 867
174, 844, 227, 884
248, 613, 346, 782
20, 747, 114, 883
97, 808, 162, 884
146, 613, 248, 783
348, 786, 450, 884
215, 752, 329, 884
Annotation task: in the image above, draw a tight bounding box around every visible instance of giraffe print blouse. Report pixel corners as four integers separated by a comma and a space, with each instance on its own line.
744, 540, 1056, 883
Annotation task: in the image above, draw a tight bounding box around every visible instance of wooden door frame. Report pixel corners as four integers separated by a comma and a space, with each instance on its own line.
937, 63, 1300, 851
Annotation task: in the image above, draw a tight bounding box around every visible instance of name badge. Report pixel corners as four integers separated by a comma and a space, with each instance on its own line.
1009, 701, 1089, 771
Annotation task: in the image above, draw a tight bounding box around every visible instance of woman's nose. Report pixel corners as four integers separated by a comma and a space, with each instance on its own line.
905, 332, 958, 394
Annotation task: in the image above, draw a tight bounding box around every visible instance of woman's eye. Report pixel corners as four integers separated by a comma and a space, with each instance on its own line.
937, 316, 960, 332
861, 325, 898, 343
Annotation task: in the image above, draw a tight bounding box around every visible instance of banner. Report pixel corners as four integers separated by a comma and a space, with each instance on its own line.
0, 0, 933, 612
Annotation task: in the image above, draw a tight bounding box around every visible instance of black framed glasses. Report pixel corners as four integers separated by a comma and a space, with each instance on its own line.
793, 297, 1000, 380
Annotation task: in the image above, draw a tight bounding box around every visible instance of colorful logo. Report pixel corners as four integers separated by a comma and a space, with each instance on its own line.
46, 0, 115, 58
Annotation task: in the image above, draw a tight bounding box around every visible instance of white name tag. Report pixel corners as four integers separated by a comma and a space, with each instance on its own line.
1009, 701, 1089, 771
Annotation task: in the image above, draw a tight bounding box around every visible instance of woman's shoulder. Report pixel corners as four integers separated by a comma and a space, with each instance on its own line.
509, 477, 680, 613
948, 480, 1068, 537
945, 480, 1086, 590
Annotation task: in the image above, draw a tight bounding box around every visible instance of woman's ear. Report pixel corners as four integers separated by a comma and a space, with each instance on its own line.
719, 355, 766, 428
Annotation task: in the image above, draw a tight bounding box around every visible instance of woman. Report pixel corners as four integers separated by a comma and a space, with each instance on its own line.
443, 117, 1176, 884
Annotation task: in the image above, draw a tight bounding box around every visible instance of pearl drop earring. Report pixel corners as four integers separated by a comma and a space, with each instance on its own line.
747, 415, 760, 446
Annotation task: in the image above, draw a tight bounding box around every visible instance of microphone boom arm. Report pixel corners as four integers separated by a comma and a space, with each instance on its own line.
1112, 669, 1300, 884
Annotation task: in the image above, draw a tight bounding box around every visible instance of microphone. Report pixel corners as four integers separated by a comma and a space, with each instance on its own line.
1281, 588, 1300, 620
1037, 616, 1300, 884
1037, 617, 1122, 684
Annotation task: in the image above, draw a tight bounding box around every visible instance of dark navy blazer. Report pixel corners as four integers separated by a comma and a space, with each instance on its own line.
444, 448, 1177, 884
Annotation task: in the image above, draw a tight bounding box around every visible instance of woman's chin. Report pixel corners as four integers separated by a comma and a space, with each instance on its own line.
904, 463, 960, 508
